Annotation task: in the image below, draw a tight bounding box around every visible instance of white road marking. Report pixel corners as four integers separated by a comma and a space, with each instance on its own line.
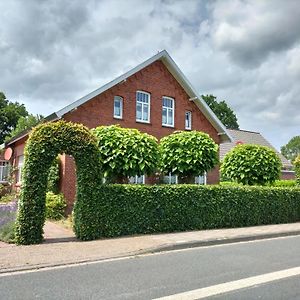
153, 266, 300, 299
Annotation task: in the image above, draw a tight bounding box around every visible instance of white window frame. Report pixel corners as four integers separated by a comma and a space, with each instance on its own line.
162, 96, 175, 127
163, 172, 178, 184
195, 173, 207, 185
185, 111, 192, 130
113, 96, 123, 119
129, 175, 145, 184
136, 91, 151, 123
17, 155, 24, 183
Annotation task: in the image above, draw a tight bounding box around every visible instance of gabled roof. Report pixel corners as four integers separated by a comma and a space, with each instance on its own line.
6, 50, 232, 145
220, 129, 292, 169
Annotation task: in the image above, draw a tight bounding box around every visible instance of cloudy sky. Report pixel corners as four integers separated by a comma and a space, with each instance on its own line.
1, 0, 299, 150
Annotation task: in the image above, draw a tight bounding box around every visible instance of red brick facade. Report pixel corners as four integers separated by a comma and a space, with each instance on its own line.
8, 60, 221, 210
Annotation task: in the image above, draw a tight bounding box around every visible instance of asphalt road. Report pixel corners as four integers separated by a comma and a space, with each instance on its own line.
2, 235, 300, 299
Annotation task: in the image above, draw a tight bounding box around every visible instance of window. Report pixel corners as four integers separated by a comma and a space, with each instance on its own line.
195, 173, 207, 185
129, 175, 145, 184
17, 155, 24, 183
163, 172, 178, 184
162, 97, 174, 127
136, 91, 150, 123
0, 161, 10, 182
185, 111, 192, 130
114, 96, 123, 119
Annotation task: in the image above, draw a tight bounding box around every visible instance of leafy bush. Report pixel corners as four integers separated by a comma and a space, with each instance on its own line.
159, 131, 218, 183
47, 156, 60, 194
15, 120, 102, 245
295, 155, 300, 185
92, 125, 159, 182
45, 192, 67, 220
80, 185, 300, 239
221, 144, 282, 185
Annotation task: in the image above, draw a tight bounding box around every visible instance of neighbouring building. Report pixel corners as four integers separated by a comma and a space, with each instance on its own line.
4, 50, 231, 209
220, 129, 295, 180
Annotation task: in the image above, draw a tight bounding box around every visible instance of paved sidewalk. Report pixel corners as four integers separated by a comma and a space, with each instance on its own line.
1, 221, 300, 274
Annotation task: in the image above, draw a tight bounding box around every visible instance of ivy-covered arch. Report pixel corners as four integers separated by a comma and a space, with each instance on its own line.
15, 121, 102, 245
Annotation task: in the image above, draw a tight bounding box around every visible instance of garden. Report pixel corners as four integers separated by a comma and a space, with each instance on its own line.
0, 121, 299, 245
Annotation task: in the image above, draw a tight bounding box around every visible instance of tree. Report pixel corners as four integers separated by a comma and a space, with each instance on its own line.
202, 94, 239, 129
5, 114, 44, 141
159, 130, 219, 183
92, 125, 159, 183
221, 144, 282, 185
281, 136, 300, 163
0, 92, 28, 144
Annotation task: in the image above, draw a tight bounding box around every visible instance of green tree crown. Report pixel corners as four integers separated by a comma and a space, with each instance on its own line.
281, 136, 300, 163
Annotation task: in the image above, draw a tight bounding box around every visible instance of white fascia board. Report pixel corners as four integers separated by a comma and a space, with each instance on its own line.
161, 53, 233, 143
55, 51, 168, 118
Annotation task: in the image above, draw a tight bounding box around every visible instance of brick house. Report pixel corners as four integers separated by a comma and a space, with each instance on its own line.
4, 50, 231, 209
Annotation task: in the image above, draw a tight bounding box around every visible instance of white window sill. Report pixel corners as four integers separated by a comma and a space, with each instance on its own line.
136, 119, 151, 124
113, 116, 123, 120
162, 124, 174, 128
185, 127, 192, 131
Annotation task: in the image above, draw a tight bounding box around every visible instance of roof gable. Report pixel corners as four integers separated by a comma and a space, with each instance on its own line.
54, 50, 231, 142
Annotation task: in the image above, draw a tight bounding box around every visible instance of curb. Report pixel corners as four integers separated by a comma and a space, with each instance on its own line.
2, 230, 300, 275
147, 230, 300, 253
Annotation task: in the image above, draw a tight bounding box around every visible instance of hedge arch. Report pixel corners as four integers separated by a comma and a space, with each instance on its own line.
15, 121, 102, 245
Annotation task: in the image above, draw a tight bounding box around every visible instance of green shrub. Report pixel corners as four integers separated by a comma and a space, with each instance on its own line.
45, 192, 67, 220
0, 222, 15, 243
295, 155, 300, 185
160, 131, 218, 183
79, 185, 300, 239
221, 144, 282, 185
47, 156, 60, 194
15, 120, 102, 245
92, 125, 159, 183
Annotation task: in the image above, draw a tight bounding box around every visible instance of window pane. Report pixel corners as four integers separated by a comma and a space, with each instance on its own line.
168, 109, 173, 125
136, 103, 142, 120
162, 108, 167, 124
185, 111, 191, 129
143, 104, 149, 121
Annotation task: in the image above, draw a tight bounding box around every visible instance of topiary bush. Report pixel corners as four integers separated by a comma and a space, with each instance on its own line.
221, 144, 282, 185
92, 125, 159, 183
295, 155, 300, 185
15, 120, 102, 245
159, 130, 218, 183
45, 192, 67, 220
82, 184, 300, 238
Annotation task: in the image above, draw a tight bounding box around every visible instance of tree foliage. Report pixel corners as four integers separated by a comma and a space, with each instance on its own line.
5, 114, 44, 142
281, 136, 300, 163
92, 125, 159, 182
0, 92, 28, 144
221, 144, 282, 185
202, 94, 239, 129
15, 121, 102, 244
159, 130, 218, 182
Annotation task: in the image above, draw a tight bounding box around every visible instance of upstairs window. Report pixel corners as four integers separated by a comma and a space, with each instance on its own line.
162, 97, 174, 127
136, 91, 150, 123
185, 111, 192, 130
114, 96, 123, 119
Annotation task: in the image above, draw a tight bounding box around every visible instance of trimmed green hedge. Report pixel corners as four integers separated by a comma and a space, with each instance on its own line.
45, 192, 67, 220
84, 185, 300, 238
